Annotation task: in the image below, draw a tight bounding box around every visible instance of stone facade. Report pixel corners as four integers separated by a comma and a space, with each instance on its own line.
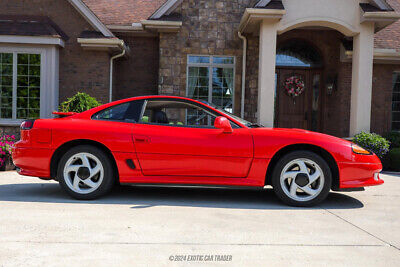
158, 0, 259, 115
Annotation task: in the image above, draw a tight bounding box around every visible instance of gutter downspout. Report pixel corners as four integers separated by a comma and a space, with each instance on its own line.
109, 45, 126, 102
238, 31, 247, 118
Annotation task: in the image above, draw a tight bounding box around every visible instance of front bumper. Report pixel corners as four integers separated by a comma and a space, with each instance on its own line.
338, 160, 383, 189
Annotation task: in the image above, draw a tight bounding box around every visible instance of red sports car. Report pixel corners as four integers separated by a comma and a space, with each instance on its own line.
12, 96, 383, 206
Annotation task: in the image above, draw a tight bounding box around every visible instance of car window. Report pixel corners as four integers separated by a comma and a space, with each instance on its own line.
92, 100, 144, 122
140, 100, 220, 128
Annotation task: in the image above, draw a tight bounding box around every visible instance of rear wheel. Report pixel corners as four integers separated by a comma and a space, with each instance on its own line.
271, 150, 332, 207
57, 145, 115, 200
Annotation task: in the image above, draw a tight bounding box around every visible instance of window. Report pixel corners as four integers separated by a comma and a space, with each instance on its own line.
187, 55, 235, 113
392, 73, 400, 131
276, 40, 323, 68
0, 52, 41, 120
140, 99, 222, 128
92, 100, 144, 122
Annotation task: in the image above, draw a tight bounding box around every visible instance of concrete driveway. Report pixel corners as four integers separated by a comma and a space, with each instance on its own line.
0, 172, 399, 266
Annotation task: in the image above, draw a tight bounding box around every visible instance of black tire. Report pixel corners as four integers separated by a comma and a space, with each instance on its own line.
271, 150, 332, 207
57, 145, 115, 200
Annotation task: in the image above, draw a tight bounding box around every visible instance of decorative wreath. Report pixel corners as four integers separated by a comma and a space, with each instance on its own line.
284, 76, 305, 98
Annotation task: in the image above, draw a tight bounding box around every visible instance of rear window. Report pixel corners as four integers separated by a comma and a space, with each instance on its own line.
92, 100, 144, 122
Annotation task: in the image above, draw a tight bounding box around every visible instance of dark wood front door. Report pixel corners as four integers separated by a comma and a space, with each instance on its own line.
275, 69, 323, 131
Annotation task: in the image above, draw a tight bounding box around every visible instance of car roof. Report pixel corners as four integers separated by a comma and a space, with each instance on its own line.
74, 95, 247, 128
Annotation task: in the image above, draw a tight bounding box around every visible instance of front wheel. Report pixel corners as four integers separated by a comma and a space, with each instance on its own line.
57, 145, 115, 200
271, 151, 332, 207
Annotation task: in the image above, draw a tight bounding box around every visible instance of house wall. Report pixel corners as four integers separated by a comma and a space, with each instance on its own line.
158, 0, 259, 115
113, 34, 159, 100
0, 0, 111, 105
371, 64, 399, 135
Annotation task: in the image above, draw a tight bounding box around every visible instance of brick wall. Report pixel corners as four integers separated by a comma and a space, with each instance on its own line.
0, 0, 112, 136
0, 0, 111, 104
114, 34, 159, 100
371, 64, 398, 135
158, 0, 258, 115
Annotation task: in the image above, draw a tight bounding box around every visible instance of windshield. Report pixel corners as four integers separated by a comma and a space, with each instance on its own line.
199, 100, 263, 128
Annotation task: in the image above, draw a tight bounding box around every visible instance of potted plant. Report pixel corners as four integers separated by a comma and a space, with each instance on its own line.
57, 92, 101, 116
0, 134, 16, 171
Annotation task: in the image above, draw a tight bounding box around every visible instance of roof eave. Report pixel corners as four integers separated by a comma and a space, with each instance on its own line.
77, 38, 126, 53
239, 8, 285, 34
361, 10, 400, 32
141, 20, 182, 32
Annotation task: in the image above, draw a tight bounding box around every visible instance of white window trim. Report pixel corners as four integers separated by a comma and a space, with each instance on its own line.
186, 55, 236, 112
0, 45, 59, 125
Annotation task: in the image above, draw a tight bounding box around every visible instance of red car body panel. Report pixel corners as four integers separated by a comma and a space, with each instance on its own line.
12, 95, 384, 189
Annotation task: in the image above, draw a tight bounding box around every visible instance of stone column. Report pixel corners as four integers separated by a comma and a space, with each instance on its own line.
349, 22, 375, 136
257, 19, 278, 127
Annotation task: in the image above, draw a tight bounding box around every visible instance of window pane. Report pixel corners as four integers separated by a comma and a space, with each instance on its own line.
1, 53, 12, 64
392, 121, 400, 131
213, 57, 234, 64
17, 53, 41, 119
276, 40, 323, 68
212, 67, 233, 111
188, 67, 209, 100
188, 56, 210, 64
93, 102, 131, 121
393, 92, 400, 102
0, 53, 13, 119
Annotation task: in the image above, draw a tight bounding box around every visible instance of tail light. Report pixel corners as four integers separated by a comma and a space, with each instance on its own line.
21, 120, 35, 130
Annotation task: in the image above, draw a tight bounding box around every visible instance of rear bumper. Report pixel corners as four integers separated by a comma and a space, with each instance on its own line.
12, 146, 52, 178
338, 161, 383, 189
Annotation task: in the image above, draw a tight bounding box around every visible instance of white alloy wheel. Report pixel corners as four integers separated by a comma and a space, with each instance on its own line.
279, 158, 325, 202
63, 152, 104, 194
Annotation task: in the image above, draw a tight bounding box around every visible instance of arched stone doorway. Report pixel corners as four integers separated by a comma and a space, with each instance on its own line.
274, 39, 324, 131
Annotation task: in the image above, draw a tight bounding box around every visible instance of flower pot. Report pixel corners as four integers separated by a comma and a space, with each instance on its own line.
0, 156, 15, 171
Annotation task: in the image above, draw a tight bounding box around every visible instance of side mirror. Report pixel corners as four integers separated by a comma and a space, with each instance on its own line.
214, 116, 233, 133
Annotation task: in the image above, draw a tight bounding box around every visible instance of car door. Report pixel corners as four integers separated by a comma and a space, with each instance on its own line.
132, 99, 254, 178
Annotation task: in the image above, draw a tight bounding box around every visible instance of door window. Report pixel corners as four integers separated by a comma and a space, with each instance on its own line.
92, 100, 144, 122
140, 99, 220, 128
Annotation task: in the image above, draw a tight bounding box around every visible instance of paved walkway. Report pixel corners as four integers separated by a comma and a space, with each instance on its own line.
0, 172, 399, 266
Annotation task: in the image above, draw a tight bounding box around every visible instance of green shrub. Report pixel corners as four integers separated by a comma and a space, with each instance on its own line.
385, 131, 400, 148
388, 148, 400, 171
59, 92, 101, 113
353, 132, 390, 158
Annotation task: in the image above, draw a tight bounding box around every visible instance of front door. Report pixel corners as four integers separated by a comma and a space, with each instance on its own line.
132, 99, 254, 178
275, 69, 322, 131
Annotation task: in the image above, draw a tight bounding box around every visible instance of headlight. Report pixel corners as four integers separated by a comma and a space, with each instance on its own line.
351, 144, 372, 155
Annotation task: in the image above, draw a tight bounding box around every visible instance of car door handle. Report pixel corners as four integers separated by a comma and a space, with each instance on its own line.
134, 136, 150, 143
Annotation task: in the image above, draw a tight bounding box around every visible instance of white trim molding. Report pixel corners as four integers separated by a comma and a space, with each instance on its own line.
67, 0, 114, 37
149, 0, 183, 19
239, 8, 286, 34
341, 45, 400, 64
77, 38, 125, 52
0, 35, 65, 47
141, 20, 182, 32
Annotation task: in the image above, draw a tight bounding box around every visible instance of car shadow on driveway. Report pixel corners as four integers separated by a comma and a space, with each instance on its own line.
0, 182, 364, 210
